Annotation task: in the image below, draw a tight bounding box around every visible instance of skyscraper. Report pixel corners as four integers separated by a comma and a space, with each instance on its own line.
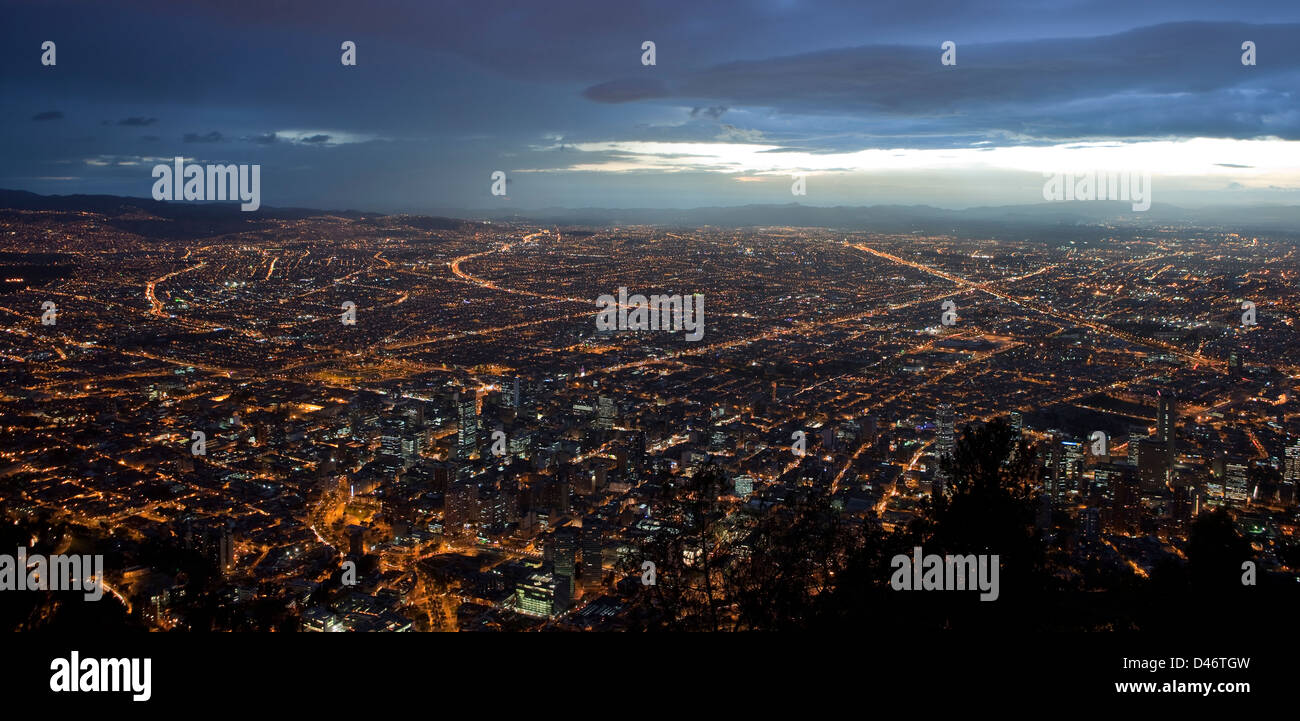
581, 517, 603, 589
935, 403, 955, 491
456, 390, 478, 460
552, 525, 578, 596
218, 524, 236, 577
1282, 438, 1299, 506
1127, 431, 1144, 466
596, 395, 616, 431
1156, 389, 1177, 465
446, 472, 478, 533
1225, 460, 1249, 503
380, 416, 405, 458
1285, 440, 1300, 484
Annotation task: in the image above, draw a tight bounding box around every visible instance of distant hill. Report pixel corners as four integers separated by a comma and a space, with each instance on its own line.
3, 189, 1298, 237
455, 201, 1300, 236
0, 190, 481, 239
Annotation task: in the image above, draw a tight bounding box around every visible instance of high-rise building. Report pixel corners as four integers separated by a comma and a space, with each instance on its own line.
1126, 431, 1145, 466
581, 518, 603, 588
1079, 507, 1101, 542
1043, 435, 1067, 503
218, 524, 236, 576
936, 403, 955, 456
379, 416, 405, 458
445, 474, 478, 532
1156, 390, 1177, 465
595, 395, 616, 431
1284, 440, 1300, 507
552, 525, 578, 596
1137, 437, 1170, 492
1225, 460, 1249, 503
514, 573, 570, 617
733, 474, 755, 497
1105, 468, 1141, 535
1062, 440, 1084, 489
456, 391, 478, 460
1284, 440, 1300, 483
935, 403, 956, 491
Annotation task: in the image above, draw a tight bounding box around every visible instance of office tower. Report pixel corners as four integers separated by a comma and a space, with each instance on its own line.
379, 416, 405, 458
545, 472, 572, 515
628, 430, 647, 463
581, 517, 603, 588
401, 433, 420, 463
456, 390, 478, 460
402, 401, 424, 427
508, 431, 531, 460
1137, 437, 1170, 492
1127, 431, 1144, 466
1079, 507, 1100, 542
1225, 460, 1249, 503
445, 476, 478, 532
479, 483, 509, 528
596, 395, 616, 431
574, 466, 596, 496
512, 377, 522, 410
1284, 440, 1300, 506
1285, 440, 1300, 483
1106, 469, 1141, 535
1043, 435, 1066, 503
345, 525, 366, 558
734, 474, 754, 497
1156, 389, 1177, 465
1062, 439, 1084, 491
515, 572, 569, 617
218, 524, 236, 576
1009, 411, 1024, 436
1091, 464, 1122, 507
935, 403, 955, 491
861, 415, 879, 443
552, 526, 578, 595
1169, 482, 1194, 535
936, 403, 956, 456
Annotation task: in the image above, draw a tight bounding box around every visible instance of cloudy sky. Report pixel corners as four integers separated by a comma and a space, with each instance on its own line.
2, 0, 1299, 213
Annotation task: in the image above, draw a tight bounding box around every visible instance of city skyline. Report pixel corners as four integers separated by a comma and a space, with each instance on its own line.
1, 191, 1297, 633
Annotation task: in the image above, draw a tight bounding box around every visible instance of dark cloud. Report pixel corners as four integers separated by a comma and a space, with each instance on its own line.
690, 106, 728, 120
118, 117, 158, 126
583, 22, 1300, 141
582, 77, 672, 103
299, 134, 332, 144
183, 131, 224, 143
2, 1, 1299, 211
32, 111, 63, 121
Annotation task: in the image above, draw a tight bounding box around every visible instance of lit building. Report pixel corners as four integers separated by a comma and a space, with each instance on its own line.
515, 572, 570, 617
1156, 389, 1177, 465
935, 402, 955, 491
1225, 460, 1249, 503
456, 390, 478, 460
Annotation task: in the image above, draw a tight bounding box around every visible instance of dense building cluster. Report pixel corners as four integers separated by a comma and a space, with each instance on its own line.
1, 204, 1297, 630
